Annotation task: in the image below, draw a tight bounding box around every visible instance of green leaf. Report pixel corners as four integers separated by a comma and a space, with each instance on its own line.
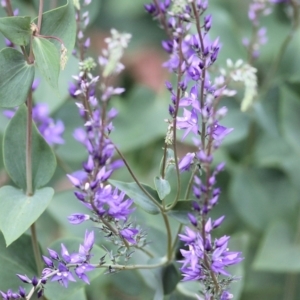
45, 237, 105, 300
281, 85, 300, 155
3, 104, 56, 190
0, 48, 34, 107
0, 16, 31, 46
33, 37, 60, 91
154, 176, 171, 200
161, 263, 181, 295
253, 221, 300, 272
109, 179, 161, 214
111, 87, 169, 151
0, 186, 54, 246
159, 148, 176, 180
0, 233, 37, 291
38, 0, 76, 61
167, 201, 192, 225
229, 167, 297, 231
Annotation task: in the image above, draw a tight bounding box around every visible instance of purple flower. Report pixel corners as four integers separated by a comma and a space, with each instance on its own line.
120, 228, 139, 244
178, 153, 195, 172
74, 263, 95, 284
207, 122, 233, 141
68, 213, 90, 224
4, 103, 64, 146
51, 263, 76, 288
177, 108, 199, 140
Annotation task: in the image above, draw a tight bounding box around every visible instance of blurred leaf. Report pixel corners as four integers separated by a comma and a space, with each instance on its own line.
3, 104, 56, 190
253, 221, 300, 272
0, 48, 34, 108
159, 148, 176, 180
167, 201, 192, 225
47, 190, 88, 236
219, 97, 251, 146
0, 185, 54, 246
109, 179, 161, 214
254, 86, 281, 137
161, 263, 181, 295
34, 55, 79, 113
33, 37, 60, 91
111, 86, 168, 152
45, 237, 105, 300
38, 0, 76, 58
154, 176, 171, 200
281, 85, 300, 155
254, 134, 291, 168
230, 167, 297, 231
0, 16, 31, 46
0, 233, 37, 291
54, 100, 86, 162
228, 233, 250, 299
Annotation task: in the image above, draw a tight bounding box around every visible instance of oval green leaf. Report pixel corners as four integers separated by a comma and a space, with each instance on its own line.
0, 16, 31, 46
33, 37, 60, 91
229, 167, 297, 231
3, 104, 57, 190
38, 0, 76, 62
0, 48, 34, 107
0, 186, 54, 246
0, 233, 37, 291
154, 176, 171, 200
253, 221, 300, 272
109, 179, 161, 214
167, 201, 192, 225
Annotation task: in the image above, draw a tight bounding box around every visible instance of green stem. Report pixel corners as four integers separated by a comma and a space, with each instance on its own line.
4, 0, 13, 16
26, 90, 33, 196
134, 246, 154, 258
107, 135, 162, 210
37, 0, 44, 34
30, 224, 43, 275
162, 213, 172, 261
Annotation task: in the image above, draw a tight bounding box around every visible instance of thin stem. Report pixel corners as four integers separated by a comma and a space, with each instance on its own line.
171, 28, 184, 209
161, 144, 168, 179
25, 259, 167, 299
4, 0, 13, 16
98, 260, 166, 270
162, 213, 172, 261
30, 224, 43, 275
106, 134, 162, 210
37, 0, 44, 34
134, 246, 154, 258
171, 223, 182, 254
26, 91, 33, 196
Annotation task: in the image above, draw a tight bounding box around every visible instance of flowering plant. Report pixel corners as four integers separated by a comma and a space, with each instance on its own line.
0, 0, 299, 299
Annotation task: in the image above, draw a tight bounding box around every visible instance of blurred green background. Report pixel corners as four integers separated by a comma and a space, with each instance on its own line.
1, 1, 300, 299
